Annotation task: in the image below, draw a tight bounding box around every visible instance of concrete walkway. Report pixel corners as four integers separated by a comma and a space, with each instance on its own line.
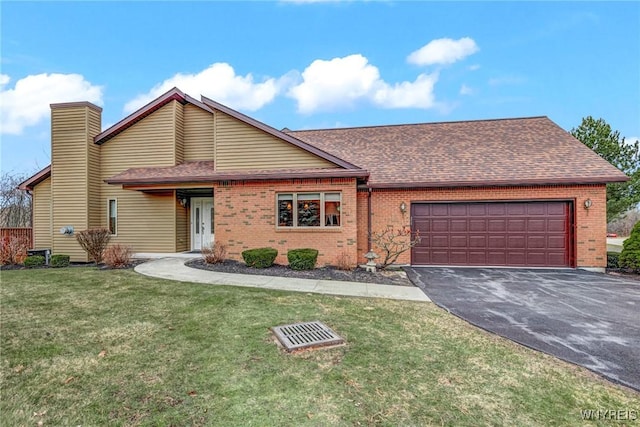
134, 257, 430, 302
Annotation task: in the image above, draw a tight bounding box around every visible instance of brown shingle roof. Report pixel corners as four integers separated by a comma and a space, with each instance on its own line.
287, 117, 629, 187
105, 161, 368, 185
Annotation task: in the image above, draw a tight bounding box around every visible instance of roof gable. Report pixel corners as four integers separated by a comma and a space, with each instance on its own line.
95, 88, 212, 145
200, 96, 359, 170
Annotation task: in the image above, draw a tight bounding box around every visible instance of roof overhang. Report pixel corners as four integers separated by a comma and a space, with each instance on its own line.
106, 165, 369, 191
18, 165, 51, 191
363, 175, 630, 189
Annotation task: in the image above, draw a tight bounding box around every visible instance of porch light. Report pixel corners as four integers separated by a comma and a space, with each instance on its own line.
400, 201, 407, 214
179, 198, 188, 208
584, 199, 592, 209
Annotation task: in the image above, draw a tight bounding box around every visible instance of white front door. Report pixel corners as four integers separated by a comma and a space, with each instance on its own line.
191, 197, 214, 251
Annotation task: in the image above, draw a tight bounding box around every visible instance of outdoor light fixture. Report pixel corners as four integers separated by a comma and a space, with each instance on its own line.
179, 198, 188, 208
584, 198, 592, 209
400, 201, 407, 214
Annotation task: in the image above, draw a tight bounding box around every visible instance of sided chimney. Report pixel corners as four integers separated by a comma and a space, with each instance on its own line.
50, 102, 102, 262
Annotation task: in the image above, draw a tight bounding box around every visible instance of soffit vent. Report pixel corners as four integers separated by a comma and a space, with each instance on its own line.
272, 321, 344, 352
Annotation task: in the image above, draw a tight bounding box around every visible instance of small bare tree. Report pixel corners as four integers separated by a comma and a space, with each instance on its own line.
76, 228, 111, 263
1, 172, 32, 228
369, 226, 421, 269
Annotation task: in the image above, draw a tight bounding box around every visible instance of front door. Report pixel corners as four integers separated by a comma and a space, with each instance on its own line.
191, 197, 214, 251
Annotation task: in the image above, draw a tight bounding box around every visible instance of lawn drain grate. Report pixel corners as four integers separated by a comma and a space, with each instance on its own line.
272, 321, 344, 352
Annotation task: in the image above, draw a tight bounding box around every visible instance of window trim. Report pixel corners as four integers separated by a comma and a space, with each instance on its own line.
276, 192, 342, 229
107, 198, 117, 236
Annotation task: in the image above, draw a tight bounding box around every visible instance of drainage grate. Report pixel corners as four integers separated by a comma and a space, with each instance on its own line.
272, 321, 344, 352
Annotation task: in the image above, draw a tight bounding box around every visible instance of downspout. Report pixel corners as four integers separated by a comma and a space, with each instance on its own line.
367, 187, 372, 251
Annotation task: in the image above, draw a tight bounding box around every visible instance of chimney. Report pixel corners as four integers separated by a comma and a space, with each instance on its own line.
50, 102, 102, 262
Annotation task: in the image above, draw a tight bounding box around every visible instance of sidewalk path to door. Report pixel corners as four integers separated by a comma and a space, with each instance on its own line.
134, 257, 430, 302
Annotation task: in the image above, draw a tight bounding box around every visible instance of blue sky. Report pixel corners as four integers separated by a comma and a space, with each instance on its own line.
2, 1, 639, 177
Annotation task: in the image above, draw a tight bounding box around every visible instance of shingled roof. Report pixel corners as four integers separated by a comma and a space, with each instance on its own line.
105, 161, 368, 186
287, 116, 629, 188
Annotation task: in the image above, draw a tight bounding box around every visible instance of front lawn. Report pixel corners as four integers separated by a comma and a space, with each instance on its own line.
1, 268, 638, 426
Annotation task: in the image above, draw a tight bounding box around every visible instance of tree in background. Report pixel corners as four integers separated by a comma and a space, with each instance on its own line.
0, 172, 32, 228
571, 117, 640, 222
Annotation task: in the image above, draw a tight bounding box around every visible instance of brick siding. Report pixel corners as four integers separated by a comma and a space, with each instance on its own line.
213, 178, 358, 267
357, 184, 607, 268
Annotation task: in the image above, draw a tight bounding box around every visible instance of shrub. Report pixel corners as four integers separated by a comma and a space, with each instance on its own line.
24, 255, 45, 268
287, 248, 319, 270
370, 226, 421, 269
619, 221, 640, 271
0, 236, 29, 266
103, 244, 133, 268
76, 228, 111, 263
334, 251, 354, 271
50, 254, 70, 268
607, 252, 620, 269
202, 242, 227, 264
242, 247, 278, 268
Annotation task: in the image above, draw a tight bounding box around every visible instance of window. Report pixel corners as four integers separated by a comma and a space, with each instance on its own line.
277, 193, 341, 228
108, 199, 117, 235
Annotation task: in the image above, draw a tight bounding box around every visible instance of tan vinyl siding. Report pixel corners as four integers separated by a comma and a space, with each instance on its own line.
174, 102, 184, 164
99, 103, 179, 253
32, 177, 52, 249
176, 195, 189, 252
51, 106, 93, 261
87, 108, 102, 228
215, 111, 336, 170
183, 104, 215, 161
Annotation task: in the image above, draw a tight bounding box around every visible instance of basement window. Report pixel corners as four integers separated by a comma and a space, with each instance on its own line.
277, 192, 341, 228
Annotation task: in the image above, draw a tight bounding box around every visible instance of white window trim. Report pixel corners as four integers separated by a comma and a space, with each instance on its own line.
276, 192, 342, 229
107, 198, 117, 236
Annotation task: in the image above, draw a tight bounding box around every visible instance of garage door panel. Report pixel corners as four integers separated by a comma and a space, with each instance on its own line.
548, 219, 566, 232
528, 219, 546, 231
527, 236, 546, 248
412, 201, 571, 267
431, 235, 449, 247
450, 236, 468, 247
508, 235, 525, 248
432, 220, 449, 232
469, 235, 486, 247
488, 235, 506, 248
469, 219, 487, 231
451, 220, 467, 232
468, 251, 487, 264
508, 219, 526, 232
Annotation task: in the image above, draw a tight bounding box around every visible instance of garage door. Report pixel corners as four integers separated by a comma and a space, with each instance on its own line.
411, 201, 572, 267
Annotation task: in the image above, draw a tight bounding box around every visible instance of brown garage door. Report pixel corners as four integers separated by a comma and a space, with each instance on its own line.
411, 201, 572, 267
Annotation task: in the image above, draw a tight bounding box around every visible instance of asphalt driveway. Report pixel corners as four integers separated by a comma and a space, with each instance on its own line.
405, 267, 640, 391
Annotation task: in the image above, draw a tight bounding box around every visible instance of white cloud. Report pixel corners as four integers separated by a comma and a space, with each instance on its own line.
407, 37, 479, 66
0, 73, 103, 135
373, 73, 438, 109
124, 63, 278, 114
459, 84, 474, 96
288, 54, 380, 113
288, 54, 439, 113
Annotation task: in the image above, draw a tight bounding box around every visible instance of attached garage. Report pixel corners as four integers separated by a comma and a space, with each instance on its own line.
411, 201, 574, 267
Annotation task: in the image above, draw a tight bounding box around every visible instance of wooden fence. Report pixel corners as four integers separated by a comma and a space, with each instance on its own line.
1, 228, 33, 248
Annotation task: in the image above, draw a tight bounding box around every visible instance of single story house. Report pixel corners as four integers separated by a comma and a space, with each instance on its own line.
19, 87, 628, 270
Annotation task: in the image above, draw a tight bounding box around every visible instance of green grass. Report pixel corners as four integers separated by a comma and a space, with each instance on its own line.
1, 268, 638, 426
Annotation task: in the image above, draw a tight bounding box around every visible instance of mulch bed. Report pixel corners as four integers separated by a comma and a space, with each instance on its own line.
0, 259, 148, 271
186, 259, 415, 287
